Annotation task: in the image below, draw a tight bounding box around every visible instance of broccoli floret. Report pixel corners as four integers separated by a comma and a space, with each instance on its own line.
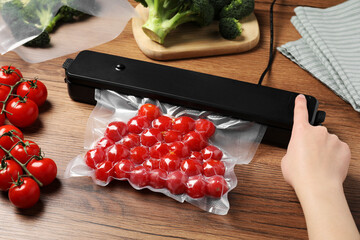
137, 0, 215, 44
23, 31, 50, 47
220, 0, 254, 19
218, 17, 242, 39
209, 0, 232, 19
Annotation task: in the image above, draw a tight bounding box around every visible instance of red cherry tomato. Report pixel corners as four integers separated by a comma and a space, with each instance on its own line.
195, 119, 215, 139
95, 161, 113, 183
203, 159, 225, 177
8, 177, 40, 209
141, 128, 163, 147
27, 158, 57, 186
138, 103, 162, 121
0, 85, 12, 108
180, 159, 202, 176
162, 130, 182, 143
106, 144, 130, 163
10, 140, 40, 164
127, 116, 151, 134
189, 151, 203, 162
172, 116, 195, 134
130, 146, 149, 164
0, 66, 22, 86
149, 142, 169, 159
85, 148, 105, 169
148, 169, 167, 189
166, 170, 188, 195
5, 97, 39, 128
113, 159, 134, 179
104, 121, 128, 142
120, 133, 140, 149
168, 141, 190, 158
95, 137, 114, 150
183, 131, 207, 151
206, 175, 229, 198
0, 159, 23, 191
159, 153, 181, 172
0, 125, 24, 150
16, 79, 48, 106
152, 116, 173, 131
201, 145, 223, 161
129, 166, 149, 188
186, 175, 206, 198
143, 158, 160, 170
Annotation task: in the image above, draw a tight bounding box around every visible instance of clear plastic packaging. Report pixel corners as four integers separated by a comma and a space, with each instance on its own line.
0, 0, 135, 63
65, 89, 266, 215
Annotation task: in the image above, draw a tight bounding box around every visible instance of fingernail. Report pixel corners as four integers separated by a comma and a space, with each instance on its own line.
298, 94, 305, 99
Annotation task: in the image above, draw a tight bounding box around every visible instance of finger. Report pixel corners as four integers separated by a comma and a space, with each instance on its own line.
293, 94, 309, 127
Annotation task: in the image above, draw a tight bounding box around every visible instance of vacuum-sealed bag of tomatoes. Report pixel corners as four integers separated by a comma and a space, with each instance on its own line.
65, 90, 266, 215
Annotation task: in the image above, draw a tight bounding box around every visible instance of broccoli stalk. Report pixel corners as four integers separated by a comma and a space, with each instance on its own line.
136, 0, 215, 44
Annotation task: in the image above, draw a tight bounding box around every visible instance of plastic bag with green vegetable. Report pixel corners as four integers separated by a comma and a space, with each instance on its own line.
0, 0, 135, 63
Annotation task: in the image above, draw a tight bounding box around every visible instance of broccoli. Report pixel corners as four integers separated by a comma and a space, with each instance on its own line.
136, 0, 215, 44
218, 17, 242, 40
0, 0, 91, 48
209, 0, 232, 19
220, 0, 254, 19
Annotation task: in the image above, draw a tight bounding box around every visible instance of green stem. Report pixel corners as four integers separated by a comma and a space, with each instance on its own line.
0, 145, 43, 187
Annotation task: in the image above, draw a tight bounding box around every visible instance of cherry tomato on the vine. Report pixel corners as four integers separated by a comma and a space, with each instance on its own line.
0, 85, 12, 108
0, 66, 23, 86
0, 160, 23, 191
5, 97, 39, 128
0, 125, 24, 150
10, 140, 40, 164
16, 79, 48, 107
27, 158, 57, 186
8, 177, 40, 209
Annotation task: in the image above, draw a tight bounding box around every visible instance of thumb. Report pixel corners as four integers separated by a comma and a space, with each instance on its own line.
293, 94, 309, 127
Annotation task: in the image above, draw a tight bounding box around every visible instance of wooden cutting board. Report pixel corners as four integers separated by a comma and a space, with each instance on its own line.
132, 4, 260, 60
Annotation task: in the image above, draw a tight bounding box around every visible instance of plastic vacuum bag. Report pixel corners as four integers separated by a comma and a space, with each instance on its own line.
0, 0, 135, 63
65, 89, 266, 215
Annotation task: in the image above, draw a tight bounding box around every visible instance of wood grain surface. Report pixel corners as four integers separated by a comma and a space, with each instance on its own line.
132, 4, 260, 60
0, 0, 359, 239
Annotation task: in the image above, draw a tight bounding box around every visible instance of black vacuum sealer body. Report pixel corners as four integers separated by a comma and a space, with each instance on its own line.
63, 50, 325, 147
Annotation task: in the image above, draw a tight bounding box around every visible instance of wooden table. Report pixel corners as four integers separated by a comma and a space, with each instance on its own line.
0, 0, 359, 239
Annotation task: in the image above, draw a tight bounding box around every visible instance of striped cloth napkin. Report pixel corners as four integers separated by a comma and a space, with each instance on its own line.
277, 0, 360, 112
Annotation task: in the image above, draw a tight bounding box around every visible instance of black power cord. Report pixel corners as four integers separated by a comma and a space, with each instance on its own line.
258, 0, 277, 85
